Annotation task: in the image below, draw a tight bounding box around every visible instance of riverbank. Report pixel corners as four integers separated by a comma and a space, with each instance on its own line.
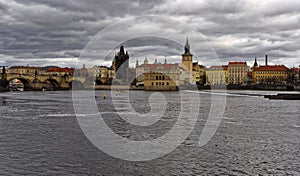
199, 84, 300, 91
94, 84, 300, 91
1, 84, 300, 92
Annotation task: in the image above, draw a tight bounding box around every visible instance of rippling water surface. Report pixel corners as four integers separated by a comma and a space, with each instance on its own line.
0, 90, 299, 175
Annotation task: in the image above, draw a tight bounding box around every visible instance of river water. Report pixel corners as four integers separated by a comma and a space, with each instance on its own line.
0, 90, 299, 175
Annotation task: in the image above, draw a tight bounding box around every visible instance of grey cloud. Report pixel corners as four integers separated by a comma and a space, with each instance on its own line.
0, 0, 299, 68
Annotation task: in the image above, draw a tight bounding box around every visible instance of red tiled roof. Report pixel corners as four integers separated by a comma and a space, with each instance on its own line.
46, 67, 74, 73
254, 65, 289, 71
291, 68, 299, 71
229, 62, 246, 65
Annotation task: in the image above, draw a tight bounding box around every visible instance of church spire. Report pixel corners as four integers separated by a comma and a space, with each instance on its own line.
185, 34, 189, 47
164, 57, 167, 64
253, 57, 258, 68
183, 35, 192, 56
120, 46, 125, 55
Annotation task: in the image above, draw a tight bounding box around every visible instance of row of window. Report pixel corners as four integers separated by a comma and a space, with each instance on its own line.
255, 71, 287, 74
229, 71, 247, 73
256, 76, 286, 78
151, 82, 170, 86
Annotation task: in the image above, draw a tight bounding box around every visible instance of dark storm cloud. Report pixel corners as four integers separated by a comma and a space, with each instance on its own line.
0, 0, 299, 67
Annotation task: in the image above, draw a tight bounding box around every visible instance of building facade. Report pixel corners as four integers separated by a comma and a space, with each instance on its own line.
252, 56, 290, 84
206, 65, 228, 85
253, 65, 289, 84
193, 62, 206, 85
228, 62, 248, 85
289, 67, 300, 84
45, 66, 74, 76
8, 66, 41, 75
143, 63, 182, 91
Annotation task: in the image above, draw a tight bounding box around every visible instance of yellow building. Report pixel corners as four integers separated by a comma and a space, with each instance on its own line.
141, 63, 182, 91
8, 66, 41, 75
253, 65, 289, 84
206, 66, 228, 85
89, 66, 115, 85
193, 62, 206, 85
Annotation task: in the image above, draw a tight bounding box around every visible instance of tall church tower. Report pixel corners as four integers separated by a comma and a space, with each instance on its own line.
182, 36, 193, 74
114, 46, 129, 83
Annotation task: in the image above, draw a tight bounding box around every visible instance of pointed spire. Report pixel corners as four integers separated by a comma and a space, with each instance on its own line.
183, 34, 192, 55
186, 34, 189, 46
165, 57, 167, 64
120, 46, 125, 55
136, 59, 139, 67
253, 57, 258, 68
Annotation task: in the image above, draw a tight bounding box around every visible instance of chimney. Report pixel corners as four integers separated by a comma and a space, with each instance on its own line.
265, 55, 268, 66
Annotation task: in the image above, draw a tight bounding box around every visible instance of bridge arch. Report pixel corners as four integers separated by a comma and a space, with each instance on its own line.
32, 78, 42, 83
69, 80, 84, 90
8, 77, 32, 90
46, 78, 60, 89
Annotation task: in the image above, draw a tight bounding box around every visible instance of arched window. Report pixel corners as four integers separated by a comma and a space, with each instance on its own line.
156, 76, 158, 80
167, 82, 169, 86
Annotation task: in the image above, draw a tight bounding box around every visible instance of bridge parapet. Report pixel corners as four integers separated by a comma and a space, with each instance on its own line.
5, 73, 88, 90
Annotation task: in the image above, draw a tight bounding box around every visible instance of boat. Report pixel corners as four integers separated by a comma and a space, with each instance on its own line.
9, 79, 24, 91
10, 84, 24, 91
264, 93, 300, 100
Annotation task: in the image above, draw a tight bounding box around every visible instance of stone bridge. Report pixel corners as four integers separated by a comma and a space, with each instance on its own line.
3, 73, 87, 90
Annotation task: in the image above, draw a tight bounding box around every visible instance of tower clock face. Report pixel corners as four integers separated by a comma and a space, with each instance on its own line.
184, 56, 188, 61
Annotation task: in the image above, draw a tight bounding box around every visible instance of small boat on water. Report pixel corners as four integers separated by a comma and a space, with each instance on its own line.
264, 93, 300, 100
10, 84, 24, 91
9, 79, 24, 92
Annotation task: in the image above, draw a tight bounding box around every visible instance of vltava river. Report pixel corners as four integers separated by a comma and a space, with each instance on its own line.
0, 90, 299, 175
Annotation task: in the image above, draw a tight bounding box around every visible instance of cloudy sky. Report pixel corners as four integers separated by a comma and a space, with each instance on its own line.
0, 0, 299, 68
